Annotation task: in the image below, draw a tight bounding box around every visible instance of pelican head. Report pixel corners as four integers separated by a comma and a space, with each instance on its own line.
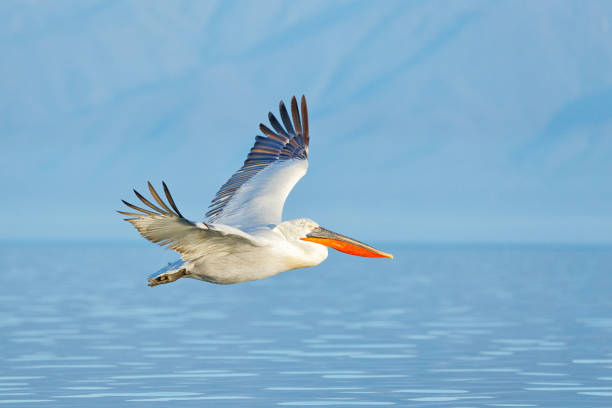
283, 218, 393, 259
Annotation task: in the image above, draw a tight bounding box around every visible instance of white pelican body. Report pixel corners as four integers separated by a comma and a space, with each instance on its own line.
119, 96, 392, 286
167, 219, 328, 284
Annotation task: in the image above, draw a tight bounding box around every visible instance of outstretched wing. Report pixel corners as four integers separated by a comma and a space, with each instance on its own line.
206, 95, 310, 228
119, 182, 255, 257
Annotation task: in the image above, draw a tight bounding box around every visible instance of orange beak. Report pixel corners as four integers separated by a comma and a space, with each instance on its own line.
301, 226, 393, 259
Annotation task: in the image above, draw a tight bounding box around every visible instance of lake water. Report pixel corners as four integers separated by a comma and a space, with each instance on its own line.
1, 243, 611, 407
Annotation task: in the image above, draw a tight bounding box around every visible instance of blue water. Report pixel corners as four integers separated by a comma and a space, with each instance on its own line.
1, 243, 611, 406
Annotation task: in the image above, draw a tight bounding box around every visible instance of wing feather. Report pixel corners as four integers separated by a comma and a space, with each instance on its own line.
147, 181, 174, 214
162, 181, 185, 219
122, 199, 156, 216
301, 95, 309, 147
279, 100, 296, 136
133, 189, 168, 215
267, 114, 291, 140
120, 183, 252, 256
206, 95, 310, 228
291, 96, 302, 136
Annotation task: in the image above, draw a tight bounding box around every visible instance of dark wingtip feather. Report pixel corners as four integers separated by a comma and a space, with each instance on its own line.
260, 123, 288, 143
133, 188, 168, 214
122, 199, 156, 216
162, 181, 184, 219
301, 95, 309, 148
291, 96, 302, 136
147, 181, 173, 214
268, 112, 290, 138
279, 100, 295, 135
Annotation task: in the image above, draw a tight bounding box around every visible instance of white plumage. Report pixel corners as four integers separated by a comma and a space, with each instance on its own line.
119, 95, 392, 286
211, 159, 308, 229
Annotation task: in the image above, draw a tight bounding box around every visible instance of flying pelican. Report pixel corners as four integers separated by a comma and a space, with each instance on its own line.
119, 95, 393, 286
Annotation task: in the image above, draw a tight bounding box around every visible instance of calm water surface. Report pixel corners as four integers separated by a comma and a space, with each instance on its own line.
1, 243, 611, 407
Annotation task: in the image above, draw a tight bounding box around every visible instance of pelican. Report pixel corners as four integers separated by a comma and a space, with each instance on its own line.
119, 95, 393, 286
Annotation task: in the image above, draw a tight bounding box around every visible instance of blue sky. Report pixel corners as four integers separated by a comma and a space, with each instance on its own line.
1, 1, 611, 244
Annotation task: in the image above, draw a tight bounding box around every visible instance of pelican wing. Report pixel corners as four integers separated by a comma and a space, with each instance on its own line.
206, 95, 310, 228
119, 182, 255, 256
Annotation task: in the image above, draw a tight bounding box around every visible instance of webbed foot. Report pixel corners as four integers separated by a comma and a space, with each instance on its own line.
148, 269, 187, 287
